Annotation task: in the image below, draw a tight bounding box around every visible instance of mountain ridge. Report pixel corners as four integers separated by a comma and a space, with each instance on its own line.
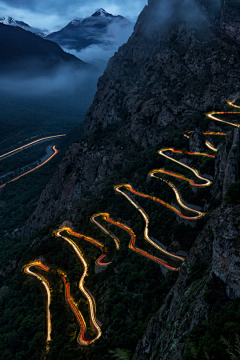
46, 8, 132, 52
0, 16, 48, 37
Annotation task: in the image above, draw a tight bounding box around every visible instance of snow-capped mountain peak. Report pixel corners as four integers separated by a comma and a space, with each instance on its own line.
0, 17, 25, 26
0, 16, 48, 37
0, 17, 13, 25
92, 8, 111, 18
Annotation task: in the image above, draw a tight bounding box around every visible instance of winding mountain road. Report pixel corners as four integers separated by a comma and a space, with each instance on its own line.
25, 99, 240, 349
0, 134, 65, 161
55, 228, 102, 345
0, 145, 59, 189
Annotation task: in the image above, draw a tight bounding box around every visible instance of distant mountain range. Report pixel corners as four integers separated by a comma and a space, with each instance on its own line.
0, 16, 48, 37
46, 8, 131, 52
0, 23, 88, 73
0, 9, 132, 66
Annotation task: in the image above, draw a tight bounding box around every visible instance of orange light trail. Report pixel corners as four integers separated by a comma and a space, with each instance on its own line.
100, 213, 181, 271
0, 145, 58, 189
206, 111, 240, 127
59, 226, 112, 267
91, 213, 120, 250
0, 134, 65, 161
158, 148, 214, 187
24, 260, 95, 347
203, 132, 227, 135
57, 270, 90, 346
56, 228, 102, 344
227, 99, 240, 109
114, 184, 185, 265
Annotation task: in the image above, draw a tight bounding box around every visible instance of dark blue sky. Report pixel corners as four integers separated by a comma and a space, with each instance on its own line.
0, 0, 148, 31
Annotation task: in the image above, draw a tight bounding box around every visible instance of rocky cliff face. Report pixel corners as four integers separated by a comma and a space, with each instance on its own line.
212, 128, 240, 200
84, 0, 240, 145
21, 0, 240, 238
135, 200, 240, 360
134, 124, 240, 360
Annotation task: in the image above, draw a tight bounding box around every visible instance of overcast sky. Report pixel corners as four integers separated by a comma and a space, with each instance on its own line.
0, 0, 148, 31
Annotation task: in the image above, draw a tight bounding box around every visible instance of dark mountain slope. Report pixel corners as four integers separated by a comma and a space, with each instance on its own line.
84, 0, 239, 146
0, 23, 87, 71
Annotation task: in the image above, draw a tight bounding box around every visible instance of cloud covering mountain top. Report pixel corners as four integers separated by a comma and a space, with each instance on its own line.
0, 0, 147, 31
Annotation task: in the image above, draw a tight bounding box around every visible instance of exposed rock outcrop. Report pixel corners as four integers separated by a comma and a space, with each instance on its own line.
189, 128, 205, 152
212, 128, 240, 200
136, 202, 240, 360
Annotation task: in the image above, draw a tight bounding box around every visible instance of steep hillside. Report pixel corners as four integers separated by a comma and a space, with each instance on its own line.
22, 0, 240, 236
0, 23, 87, 71
3, 0, 240, 359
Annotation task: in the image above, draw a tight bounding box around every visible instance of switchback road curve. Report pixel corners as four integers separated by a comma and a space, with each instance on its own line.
25, 99, 240, 348
56, 228, 102, 345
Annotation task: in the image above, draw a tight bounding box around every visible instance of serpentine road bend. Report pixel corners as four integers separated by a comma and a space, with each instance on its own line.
55, 229, 102, 345
24, 99, 240, 349
24, 261, 52, 352
0, 134, 65, 161
0, 145, 59, 189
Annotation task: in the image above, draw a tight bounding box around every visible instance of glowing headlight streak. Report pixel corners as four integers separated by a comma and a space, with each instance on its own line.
56, 228, 102, 344
0, 145, 58, 189
184, 130, 226, 141
91, 213, 120, 250
227, 99, 240, 109
99, 213, 181, 271
59, 226, 111, 267
0, 134, 65, 161
203, 132, 226, 136
158, 148, 213, 187
114, 184, 185, 264
148, 172, 205, 219
206, 111, 240, 127
24, 260, 93, 347
24, 261, 52, 351
56, 270, 90, 346
205, 140, 217, 152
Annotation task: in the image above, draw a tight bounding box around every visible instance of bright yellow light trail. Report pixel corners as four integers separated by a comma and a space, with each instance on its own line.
99, 213, 181, 271
91, 213, 120, 250
56, 228, 102, 345
0, 134, 65, 161
24, 260, 95, 348
158, 148, 214, 187
227, 99, 240, 109
115, 184, 185, 265
205, 140, 217, 152
58, 226, 112, 267
0, 145, 58, 189
206, 110, 240, 127
57, 269, 89, 346
24, 261, 52, 351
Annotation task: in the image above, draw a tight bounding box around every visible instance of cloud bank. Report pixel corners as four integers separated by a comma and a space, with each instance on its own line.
0, 0, 147, 31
